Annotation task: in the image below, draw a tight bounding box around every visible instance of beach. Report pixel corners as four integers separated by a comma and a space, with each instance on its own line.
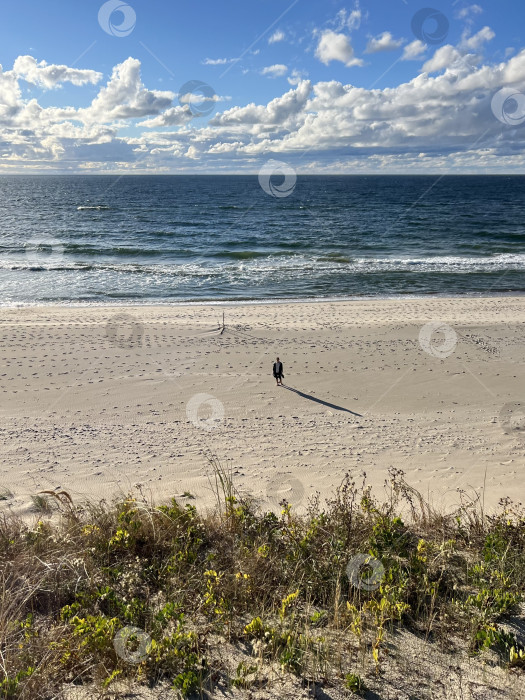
1, 296, 524, 517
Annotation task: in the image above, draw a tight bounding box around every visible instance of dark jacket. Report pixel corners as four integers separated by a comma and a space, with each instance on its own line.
273, 361, 283, 377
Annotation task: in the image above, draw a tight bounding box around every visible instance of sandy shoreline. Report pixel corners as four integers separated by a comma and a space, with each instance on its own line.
1, 297, 524, 518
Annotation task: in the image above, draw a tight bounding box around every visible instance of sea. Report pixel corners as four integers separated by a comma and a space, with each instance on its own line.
1, 174, 524, 305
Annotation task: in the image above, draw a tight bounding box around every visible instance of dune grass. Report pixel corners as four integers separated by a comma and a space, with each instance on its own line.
0, 462, 524, 698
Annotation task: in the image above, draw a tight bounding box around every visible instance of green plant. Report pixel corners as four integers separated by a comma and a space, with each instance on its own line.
310, 610, 328, 627
30, 494, 52, 513
0, 668, 35, 699
0, 468, 524, 698
232, 661, 258, 688
509, 643, 525, 668
344, 672, 368, 696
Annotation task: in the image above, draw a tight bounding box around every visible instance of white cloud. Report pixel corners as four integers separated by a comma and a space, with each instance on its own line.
82, 58, 174, 122
458, 4, 483, 19
210, 80, 311, 128
335, 6, 362, 31
261, 64, 288, 78
288, 69, 308, 86
422, 45, 463, 73
268, 30, 285, 44
4, 48, 525, 173
365, 32, 403, 54
185, 145, 199, 160
347, 9, 362, 31
178, 92, 222, 106
402, 40, 426, 61
315, 30, 363, 67
0, 67, 23, 122
13, 56, 102, 89
202, 57, 235, 66
187, 48, 525, 166
461, 26, 495, 52
421, 26, 495, 74
139, 106, 193, 128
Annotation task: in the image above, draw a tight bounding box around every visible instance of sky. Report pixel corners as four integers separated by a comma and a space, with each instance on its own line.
1, 0, 525, 173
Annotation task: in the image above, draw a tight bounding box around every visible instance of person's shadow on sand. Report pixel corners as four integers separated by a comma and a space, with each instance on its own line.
282, 386, 362, 417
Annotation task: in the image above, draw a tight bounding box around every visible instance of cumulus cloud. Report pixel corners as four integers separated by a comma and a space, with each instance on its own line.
0, 67, 23, 122
13, 56, 102, 89
461, 26, 495, 52
422, 45, 463, 73
365, 32, 403, 54
268, 30, 285, 44
421, 27, 495, 74
138, 106, 193, 128
315, 30, 363, 67
185, 145, 199, 159
178, 91, 225, 109
402, 40, 426, 61
192, 48, 525, 165
82, 58, 174, 122
209, 80, 311, 128
261, 64, 288, 78
288, 69, 308, 86
3, 47, 525, 173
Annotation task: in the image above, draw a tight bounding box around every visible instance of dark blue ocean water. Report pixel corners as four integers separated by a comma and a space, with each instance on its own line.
0, 175, 524, 305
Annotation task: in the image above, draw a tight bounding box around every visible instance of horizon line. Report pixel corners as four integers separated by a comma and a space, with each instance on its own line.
0, 171, 524, 177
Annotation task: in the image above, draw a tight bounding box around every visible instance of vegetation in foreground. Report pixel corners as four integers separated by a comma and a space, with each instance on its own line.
0, 461, 524, 699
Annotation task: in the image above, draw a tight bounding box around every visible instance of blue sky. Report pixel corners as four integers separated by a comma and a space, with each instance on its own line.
1, 0, 525, 172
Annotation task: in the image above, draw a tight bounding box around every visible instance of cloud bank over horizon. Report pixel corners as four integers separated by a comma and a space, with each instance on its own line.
1, 22, 525, 174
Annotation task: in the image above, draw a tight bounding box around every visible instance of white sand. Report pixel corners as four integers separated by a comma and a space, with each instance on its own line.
0, 297, 524, 517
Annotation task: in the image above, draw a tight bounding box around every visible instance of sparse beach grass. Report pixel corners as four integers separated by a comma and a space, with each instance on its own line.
1, 464, 524, 699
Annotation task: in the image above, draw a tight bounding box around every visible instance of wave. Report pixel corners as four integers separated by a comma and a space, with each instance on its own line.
317, 255, 351, 263
354, 254, 525, 271
77, 205, 111, 211
65, 245, 161, 257
1, 253, 525, 275
212, 251, 272, 260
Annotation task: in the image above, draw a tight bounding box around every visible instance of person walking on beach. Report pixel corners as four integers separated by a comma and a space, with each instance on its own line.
273, 357, 284, 386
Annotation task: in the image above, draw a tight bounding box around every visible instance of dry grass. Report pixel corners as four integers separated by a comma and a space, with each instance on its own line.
0, 465, 524, 699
